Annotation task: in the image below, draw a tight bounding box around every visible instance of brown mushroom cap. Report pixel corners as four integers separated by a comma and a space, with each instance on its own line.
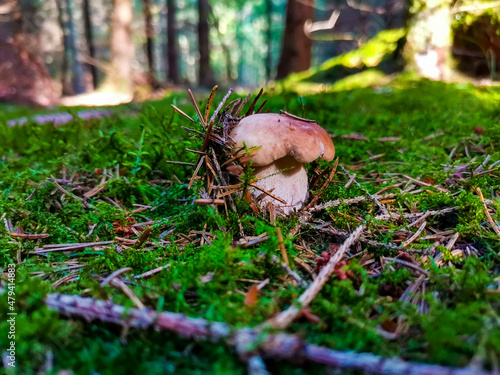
230, 113, 335, 166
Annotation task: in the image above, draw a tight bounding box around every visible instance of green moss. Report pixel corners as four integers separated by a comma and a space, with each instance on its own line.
1, 78, 499, 372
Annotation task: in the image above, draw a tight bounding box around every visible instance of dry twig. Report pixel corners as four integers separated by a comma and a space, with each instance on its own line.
341, 166, 388, 214
476, 187, 500, 236
264, 225, 365, 330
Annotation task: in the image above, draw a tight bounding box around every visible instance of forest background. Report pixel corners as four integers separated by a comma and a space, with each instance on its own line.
1, 0, 499, 104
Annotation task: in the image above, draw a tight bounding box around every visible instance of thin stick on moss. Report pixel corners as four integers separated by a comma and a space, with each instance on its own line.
171, 105, 195, 123
181, 126, 204, 137
10, 232, 49, 240
204, 85, 219, 124
133, 264, 170, 279
264, 225, 365, 330
276, 227, 289, 267
403, 221, 427, 248
476, 187, 500, 236
445, 232, 460, 250
256, 100, 267, 113
340, 166, 388, 215
408, 211, 431, 228
165, 161, 196, 166
105, 278, 145, 310
244, 88, 264, 117
188, 155, 206, 189
51, 175, 87, 205
314, 224, 404, 251
279, 110, 316, 123
383, 257, 429, 276
209, 88, 233, 125
134, 227, 152, 249
38, 291, 494, 374
270, 255, 308, 288
187, 89, 206, 128
186, 148, 207, 155
401, 175, 450, 194
234, 92, 252, 116
249, 183, 287, 205
302, 158, 339, 211
375, 206, 460, 222
194, 199, 225, 205
36, 241, 114, 253
307, 193, 399, 212
100, 268, 133, 287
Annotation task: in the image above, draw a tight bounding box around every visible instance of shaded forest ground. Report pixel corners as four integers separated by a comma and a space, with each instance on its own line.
0, 76, 499, 374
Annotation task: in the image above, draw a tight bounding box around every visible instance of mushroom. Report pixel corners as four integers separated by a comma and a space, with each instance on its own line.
229, 113, 335, 215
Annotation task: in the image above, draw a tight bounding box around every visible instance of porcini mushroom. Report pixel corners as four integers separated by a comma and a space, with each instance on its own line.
229, 113, 335, 215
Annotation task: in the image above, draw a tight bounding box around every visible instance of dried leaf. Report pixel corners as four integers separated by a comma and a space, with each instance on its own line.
300, 307, 323, 325
244, 284, 259, 306
423, 177, 435, 185
381, 318, 398, 333
226, 164, 243, 176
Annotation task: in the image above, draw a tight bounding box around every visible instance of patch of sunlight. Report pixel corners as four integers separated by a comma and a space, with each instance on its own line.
291, 82, 333, 95
59, 91, 133, 107
328, 69, 390, 92
278, 28, 406, 91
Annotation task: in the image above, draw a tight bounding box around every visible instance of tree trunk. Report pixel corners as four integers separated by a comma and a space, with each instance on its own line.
82, 0, 98, 88
166, 0, 180, 83
265, 0, 273, 81
404, 0, 452, 80
107, 0, 134, 93
65, 0, 85, 94
56, 0, 70, 94
56, 0, 85, 95
142, 0, 155, 81
276, 0, 314, 80
197, 0, 213, 87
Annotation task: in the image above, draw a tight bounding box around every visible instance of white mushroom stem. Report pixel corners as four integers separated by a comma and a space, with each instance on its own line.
250, 156, 309, 215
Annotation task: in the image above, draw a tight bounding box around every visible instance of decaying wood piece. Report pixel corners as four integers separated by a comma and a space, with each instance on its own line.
39, 291, 494, 375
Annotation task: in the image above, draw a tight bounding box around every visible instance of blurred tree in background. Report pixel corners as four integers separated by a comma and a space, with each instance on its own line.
105, 0, 134, 94
165, 0, 180, 83
0, 0, 498, 105
57, 0, 86, 94
276, 0, 314, 79
82, 0, 98, 88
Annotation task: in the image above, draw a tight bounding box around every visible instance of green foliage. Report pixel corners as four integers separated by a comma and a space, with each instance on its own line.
276, 29, 406, 93
0, 78, 499, 372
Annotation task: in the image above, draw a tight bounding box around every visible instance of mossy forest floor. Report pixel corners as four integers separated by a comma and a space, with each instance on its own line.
1, 76, 500, 374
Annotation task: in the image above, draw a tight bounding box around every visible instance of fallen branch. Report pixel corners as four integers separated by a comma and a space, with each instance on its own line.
401, 175, 450, 194
36, 241, 113, 253
39, 292, 493, 375
307, 193, 399, 212
476, 187, 500, 236
313, 223, 404, 251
